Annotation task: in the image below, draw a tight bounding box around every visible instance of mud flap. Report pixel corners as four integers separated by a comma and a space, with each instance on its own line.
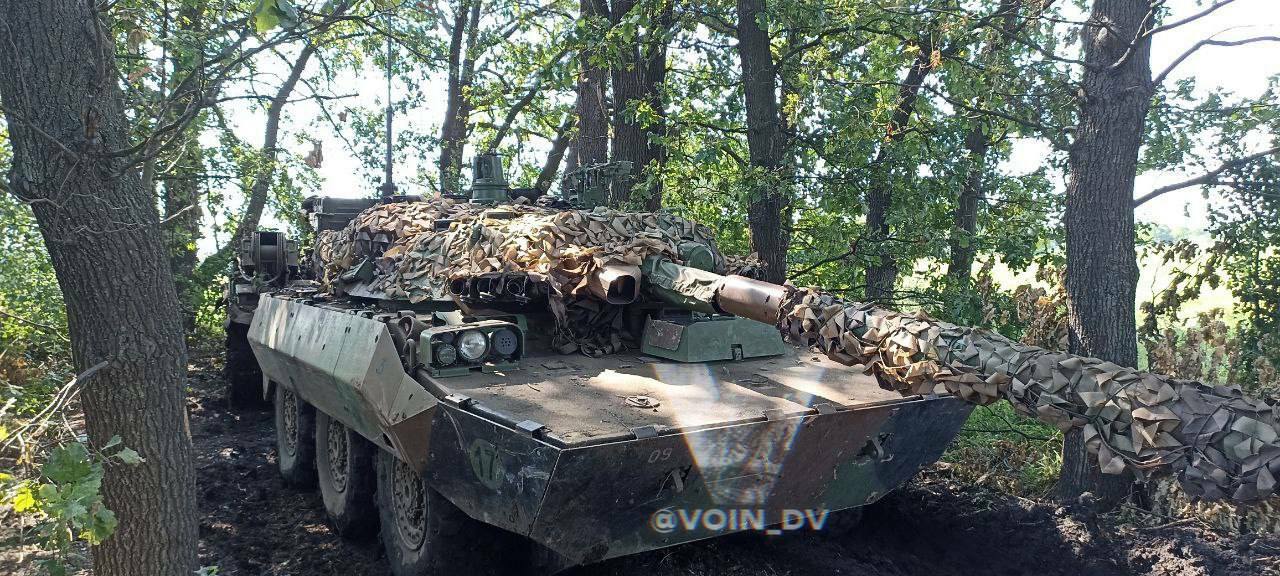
248, 295, 437, 471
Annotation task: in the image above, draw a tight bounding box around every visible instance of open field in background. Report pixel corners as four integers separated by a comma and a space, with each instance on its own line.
901, 247, 1237, 329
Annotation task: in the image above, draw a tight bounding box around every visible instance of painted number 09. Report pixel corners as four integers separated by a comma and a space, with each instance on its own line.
647, 448, 673, 463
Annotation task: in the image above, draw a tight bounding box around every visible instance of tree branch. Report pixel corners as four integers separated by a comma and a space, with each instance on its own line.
1147, 0, 1238, 36
1133, 144, 1280, 207
1104, 1, 1163, 72
1153, 35, 1280, 86
789, 239, 861, 280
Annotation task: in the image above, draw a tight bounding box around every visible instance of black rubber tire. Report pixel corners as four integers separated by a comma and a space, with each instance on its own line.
274, 385, 316, 488
316, 411, 379, 539
224, 322, 267, 409
375, 450, 517, 576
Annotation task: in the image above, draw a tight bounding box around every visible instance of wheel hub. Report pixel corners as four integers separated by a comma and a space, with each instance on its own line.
281, 388, 299, 456
391, 459, 426, 550
326, 420, 350, 492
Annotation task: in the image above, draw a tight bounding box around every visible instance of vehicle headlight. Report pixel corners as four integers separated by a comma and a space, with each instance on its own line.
457, 330, 489, 362
433, 343, 458, 366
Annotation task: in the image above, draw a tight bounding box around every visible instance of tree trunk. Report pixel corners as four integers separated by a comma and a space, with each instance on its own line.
947, 131, 987, 285
735, 0, 789, 284
197, 42, 317, 278
0, 2, 198, 574
536, 114, 575, 193
1058, 0, 1153, 509
863, 48, 933, 301
440, 0, 481, 195
563, 138, 580, 183
608, 0, 643, 205
163, 140, 203, 330
641, 3, 671, 210
162, 0, 208, 330
607, 0, 670, 209
490, 78, 542, 151
574, 0, 611, 171
947, 0, 1021, 287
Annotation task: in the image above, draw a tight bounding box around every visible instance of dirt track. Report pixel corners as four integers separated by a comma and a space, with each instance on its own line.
189, 355, 1280, 576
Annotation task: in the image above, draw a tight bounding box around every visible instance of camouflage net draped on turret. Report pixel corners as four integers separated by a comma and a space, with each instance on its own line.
315, 199, 724, 352
777, 288, 1280, 502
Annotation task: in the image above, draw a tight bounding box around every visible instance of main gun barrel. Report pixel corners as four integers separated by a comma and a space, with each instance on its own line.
643, 257, 1280, 503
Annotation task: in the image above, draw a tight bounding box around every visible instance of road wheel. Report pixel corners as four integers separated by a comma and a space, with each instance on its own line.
316, 411, 378, 538
375, 450, 516, 576
275, 385, 316, 487
224, 323, 266, 409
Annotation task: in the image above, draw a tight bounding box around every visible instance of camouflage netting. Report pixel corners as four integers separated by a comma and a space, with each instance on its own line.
778, 288, 1280, 502
316, 199, 724, 351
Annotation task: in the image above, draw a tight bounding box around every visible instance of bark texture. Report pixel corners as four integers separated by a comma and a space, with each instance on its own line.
1058, 0, 1154, 508
735, 0, 790, 284
573, 0, 611, 170
608, 0, 670, 209
0, 2, 198, 574
440, 0, 482, 196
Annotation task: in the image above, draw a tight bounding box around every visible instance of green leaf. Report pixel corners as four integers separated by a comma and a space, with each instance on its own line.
58, 500, 88, 522
67, 471, 102, 501
37, 483, 59, 502
83, 506, 117, 545
41, 559, 68, 576
254, 7, 280, 34
101, 435, 122, 450
275, 0, 301, 28
253, 0, 299, 33
115, 448, 144, 466
43, 443, 92, 484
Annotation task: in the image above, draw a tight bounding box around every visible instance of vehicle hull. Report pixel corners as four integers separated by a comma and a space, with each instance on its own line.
248, 294, 972, 567
426, 393, 970, 565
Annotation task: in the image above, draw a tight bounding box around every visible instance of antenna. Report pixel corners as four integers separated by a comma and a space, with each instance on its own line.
378, 33, 398, 200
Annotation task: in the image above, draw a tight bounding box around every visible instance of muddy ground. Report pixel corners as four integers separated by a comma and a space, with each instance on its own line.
188, 353, 1279, 576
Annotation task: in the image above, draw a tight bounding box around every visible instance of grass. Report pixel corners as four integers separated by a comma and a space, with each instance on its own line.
940, 403, 1064, 498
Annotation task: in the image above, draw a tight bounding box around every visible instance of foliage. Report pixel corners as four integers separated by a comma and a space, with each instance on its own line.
2, 438, 143, 575
253, 0, 302, 33
193, 277, 232, 349
0, 136, 70, 417
942, 402, 1063, 497
1136, 74, 1280, 394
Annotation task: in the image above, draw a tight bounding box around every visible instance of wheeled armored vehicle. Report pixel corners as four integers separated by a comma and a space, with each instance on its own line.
223, 155, 972, 574
226, 151, 1280, 574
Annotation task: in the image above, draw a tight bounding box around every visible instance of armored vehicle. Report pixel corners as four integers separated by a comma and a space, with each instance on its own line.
223, 154, 973, 575
226, 153, 1280, 575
